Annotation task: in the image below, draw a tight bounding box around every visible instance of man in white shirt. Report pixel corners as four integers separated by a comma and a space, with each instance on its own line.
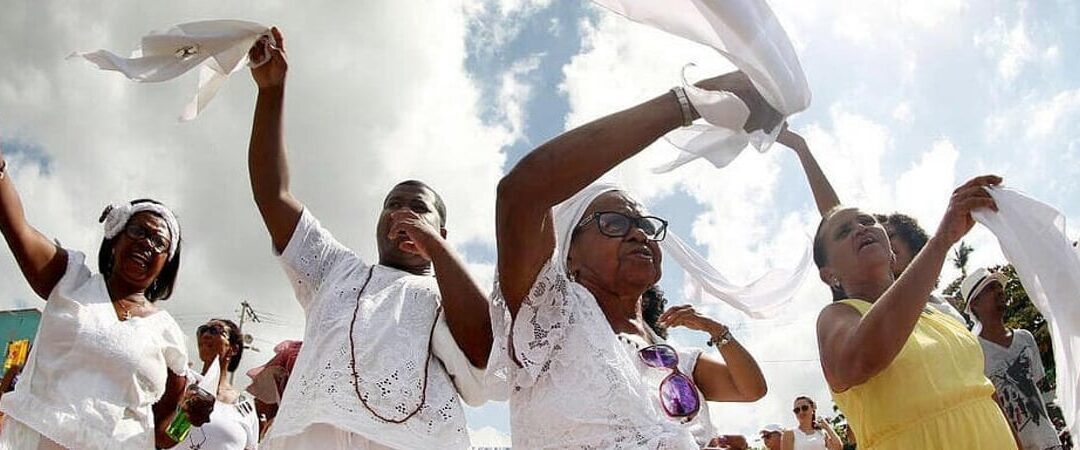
963, 268, 1063, 450
244, 28, 493, 449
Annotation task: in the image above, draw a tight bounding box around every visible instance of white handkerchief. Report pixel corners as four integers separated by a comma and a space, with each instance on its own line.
591, 0, 810, 172
70, 20, 270, 121
973, 187, 1080, 439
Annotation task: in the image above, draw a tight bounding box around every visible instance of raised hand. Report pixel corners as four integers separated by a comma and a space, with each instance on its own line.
249, 27, 287, 90
935, 175, 1001, 245
388, 210, 444, 261
694, 71, 783, 133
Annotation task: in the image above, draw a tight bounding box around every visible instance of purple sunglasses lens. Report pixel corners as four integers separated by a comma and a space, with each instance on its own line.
639, 345, 678, 369
660, 372, 700, 417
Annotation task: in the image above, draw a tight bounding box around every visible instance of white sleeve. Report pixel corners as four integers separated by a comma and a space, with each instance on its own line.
509, 258, 578, 386
432, 312, 488, 407
278, 208, 364, 311
160, 315, 190, 376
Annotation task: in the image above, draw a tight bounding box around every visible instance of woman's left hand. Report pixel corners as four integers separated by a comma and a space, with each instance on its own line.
658, 305, 728, 339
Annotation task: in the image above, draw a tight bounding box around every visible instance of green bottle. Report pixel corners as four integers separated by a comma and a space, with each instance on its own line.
164, 407, 195, 441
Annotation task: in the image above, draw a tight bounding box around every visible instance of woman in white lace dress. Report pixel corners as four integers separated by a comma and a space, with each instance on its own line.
493, 71, 776, 449
0, 142, 214, 450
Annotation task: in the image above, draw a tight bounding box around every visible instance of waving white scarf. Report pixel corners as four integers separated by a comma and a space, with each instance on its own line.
591, 0, 810, 172
972, 186, 1079, 437
70, 20, 270, 121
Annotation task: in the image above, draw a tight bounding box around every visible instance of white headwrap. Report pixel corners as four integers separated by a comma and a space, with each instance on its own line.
70, 20, 271, 121
553, 182, 811, 318
100, 202, 181, 259
590, 0, 811, 172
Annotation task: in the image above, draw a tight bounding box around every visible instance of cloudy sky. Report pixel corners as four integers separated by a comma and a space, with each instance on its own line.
1, 0, 1077, 444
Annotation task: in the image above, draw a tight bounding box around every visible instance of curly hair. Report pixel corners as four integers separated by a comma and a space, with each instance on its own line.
641, 285, 668, 339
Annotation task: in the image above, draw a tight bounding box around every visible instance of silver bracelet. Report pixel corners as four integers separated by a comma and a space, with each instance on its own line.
670, 86, 694, 127
707, 328, 733, 348
0, 159, 7, 181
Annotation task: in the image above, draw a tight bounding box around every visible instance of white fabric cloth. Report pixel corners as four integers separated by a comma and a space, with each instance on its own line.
0, 419, 64, 450
590, 0, 810, 172
0, 250, 189, 450
556, 183, 810, 319
980, 330, 1063, 450
791, 428, 827, 450
972, 186, 1080, 439
262, 208, 485, 450
180, 370, 260, 450
70, 20, 269, 121
101, 201, 181, 258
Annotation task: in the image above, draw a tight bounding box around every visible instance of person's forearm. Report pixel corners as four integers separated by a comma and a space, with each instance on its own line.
847, 236, 950, 376
248, 87, 290, 207
428, 239, 493, 368
717, 340, 767, 401
793, 147, 841, 216
499, 92, 684, 210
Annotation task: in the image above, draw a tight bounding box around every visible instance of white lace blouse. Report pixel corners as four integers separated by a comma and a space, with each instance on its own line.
490, 259, 701, 449
0, 250, 189, 450
263, 208, 485, 449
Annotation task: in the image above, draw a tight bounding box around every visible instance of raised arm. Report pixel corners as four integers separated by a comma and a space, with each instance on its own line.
816, 175, 1001, 391
248, 27, 303, 253
659, 305, 767, 402
778, 127, 840, 216
496, 72, 770, 315
0, 143, 67, 299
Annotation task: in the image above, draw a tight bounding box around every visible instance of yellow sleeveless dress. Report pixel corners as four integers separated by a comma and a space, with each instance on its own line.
830, 299, 1016, 450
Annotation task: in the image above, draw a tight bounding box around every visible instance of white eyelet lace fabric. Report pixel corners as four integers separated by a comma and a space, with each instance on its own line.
264, 209, 472, 449
488, 259, 699, 449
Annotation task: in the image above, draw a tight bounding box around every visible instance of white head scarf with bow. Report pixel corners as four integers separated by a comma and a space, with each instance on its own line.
100, 202, 181, 260
553, 182, 810, 319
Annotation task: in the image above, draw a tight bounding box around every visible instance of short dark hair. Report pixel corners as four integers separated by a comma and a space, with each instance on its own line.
97, 199, 181, 301
641, 286, 668, 339
202, 318, 244, 372
877, 212, 929, 254
393, 180, 447, 227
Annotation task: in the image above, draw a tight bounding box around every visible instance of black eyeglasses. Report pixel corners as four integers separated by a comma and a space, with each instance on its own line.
124, 223, 171, 254
793, 404, 812, 414
575, 211, 668, 242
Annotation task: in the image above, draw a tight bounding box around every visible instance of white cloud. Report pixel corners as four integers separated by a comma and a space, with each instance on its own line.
0, 1, 514, 382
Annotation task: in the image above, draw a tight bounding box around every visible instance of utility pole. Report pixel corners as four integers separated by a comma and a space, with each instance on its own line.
232, 301, 261, 383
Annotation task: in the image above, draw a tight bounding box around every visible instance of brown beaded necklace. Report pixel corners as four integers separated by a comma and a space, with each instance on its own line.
348, 265, 440, 424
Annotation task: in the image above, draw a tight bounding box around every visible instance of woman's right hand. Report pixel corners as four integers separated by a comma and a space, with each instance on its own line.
250, 27, 287, 90
934, 175, 1001, 245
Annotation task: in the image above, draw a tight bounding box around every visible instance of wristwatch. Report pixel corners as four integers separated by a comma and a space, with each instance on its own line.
708, 328, 733, 348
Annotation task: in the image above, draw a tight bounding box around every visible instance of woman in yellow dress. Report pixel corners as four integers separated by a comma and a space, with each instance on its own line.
812, 174, 1017, 450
